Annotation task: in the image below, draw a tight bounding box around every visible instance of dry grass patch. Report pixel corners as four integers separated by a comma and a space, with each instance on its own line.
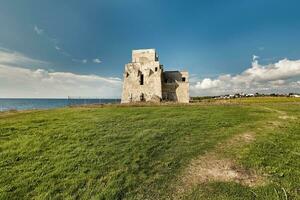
181, 153, 264, 188
174, 132, 266, 198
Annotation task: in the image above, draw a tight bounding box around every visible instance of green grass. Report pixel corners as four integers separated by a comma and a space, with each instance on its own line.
185, 103, 300, 200
0, 97, 299, 199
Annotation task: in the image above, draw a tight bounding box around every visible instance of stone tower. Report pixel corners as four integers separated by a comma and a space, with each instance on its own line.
121, 49, 189, 103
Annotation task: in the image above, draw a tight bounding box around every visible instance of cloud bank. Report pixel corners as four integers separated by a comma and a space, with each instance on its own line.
0, 48, 122, 98
0, 47, 47, 68
1, 47, 299, 98
191, 57, 300, 96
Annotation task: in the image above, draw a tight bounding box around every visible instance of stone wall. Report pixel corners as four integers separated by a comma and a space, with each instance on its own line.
121, 49, 189, 104
121, 49, 163, 103
162, 71, 189, 103
132, 49, 158, 63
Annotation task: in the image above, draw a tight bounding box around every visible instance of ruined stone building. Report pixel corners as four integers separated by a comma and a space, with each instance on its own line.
121, 49, 189, 103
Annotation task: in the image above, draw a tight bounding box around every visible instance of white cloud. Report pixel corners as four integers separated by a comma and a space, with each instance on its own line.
71, 59, 88, 64
0, 47, 48, 68
34, 25, 44, 35
93, 58, 102, 64
0, 48, 122, 98
191, 58, 300, 96
252, 55, 259, 61
33, 25, 104, 65
195, 78, 221, 89
34, 25, 72, 57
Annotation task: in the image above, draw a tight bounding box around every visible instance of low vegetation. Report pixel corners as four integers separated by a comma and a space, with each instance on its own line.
0, 97, 299, 199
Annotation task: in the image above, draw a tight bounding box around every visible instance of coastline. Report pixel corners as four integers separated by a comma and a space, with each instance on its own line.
0, 98, 121, 112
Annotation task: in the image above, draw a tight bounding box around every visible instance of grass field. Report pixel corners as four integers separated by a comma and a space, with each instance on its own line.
0, 97, 299, 199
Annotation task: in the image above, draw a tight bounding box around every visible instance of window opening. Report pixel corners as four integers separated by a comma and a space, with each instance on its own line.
140, 93, 145, 101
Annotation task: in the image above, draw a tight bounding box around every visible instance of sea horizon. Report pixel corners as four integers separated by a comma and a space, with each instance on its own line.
0, 97, 121, 99
0, 98, 121, 111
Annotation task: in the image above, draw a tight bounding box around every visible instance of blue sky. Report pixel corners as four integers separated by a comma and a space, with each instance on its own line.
0, 0, 300, 97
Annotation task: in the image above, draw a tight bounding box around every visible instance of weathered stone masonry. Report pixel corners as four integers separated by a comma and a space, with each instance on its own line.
121, 49, 189, 103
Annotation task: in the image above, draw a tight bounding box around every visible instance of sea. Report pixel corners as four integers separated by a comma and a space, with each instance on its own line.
0, 98, 121, 111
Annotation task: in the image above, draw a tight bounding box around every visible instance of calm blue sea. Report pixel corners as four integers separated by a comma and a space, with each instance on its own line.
0, 98, 121, 111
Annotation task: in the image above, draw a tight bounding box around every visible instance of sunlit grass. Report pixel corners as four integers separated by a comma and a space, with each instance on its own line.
0, 98, 299, 199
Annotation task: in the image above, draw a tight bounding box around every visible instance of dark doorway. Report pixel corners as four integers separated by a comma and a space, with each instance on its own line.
140, 74, 144, 85
140, 93, 145, 101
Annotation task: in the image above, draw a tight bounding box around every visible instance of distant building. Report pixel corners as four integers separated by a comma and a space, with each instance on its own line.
121, 49, 189, 103
290, 94, 300, 98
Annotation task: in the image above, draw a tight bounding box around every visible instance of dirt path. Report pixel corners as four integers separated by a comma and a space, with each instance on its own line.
173, 132, 265, 199
172, 106, 298, 199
